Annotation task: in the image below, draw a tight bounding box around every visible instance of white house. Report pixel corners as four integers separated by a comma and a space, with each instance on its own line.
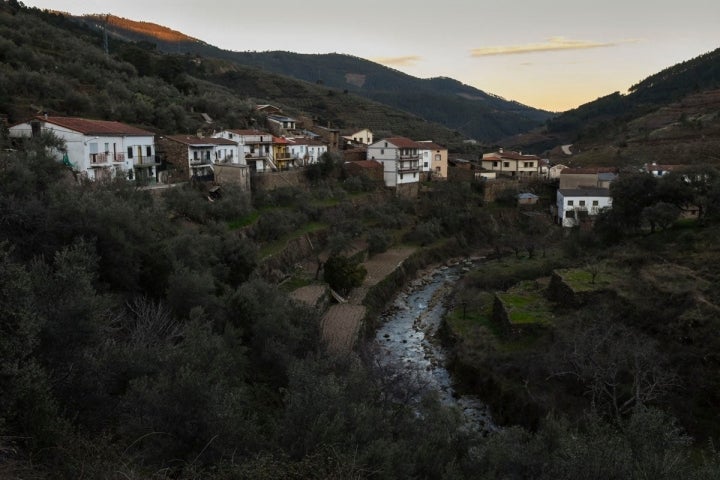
266, 114, 297, 133
214, 129, 275, 172
556, 188, 612, 227
287, 137, 328, 166
343, 128, 373, 146
366, 137, 421, 188
9, 115, 157, 183
645, 162, 684, 177
481, 149, 541, 177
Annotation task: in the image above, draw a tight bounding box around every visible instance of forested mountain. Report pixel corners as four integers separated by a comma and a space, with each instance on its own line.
508, 47, 720, 164
72, 14, 554, 142
0, 5, 467, 148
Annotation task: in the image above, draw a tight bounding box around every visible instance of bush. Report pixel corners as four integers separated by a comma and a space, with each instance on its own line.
367, 229, 392, 255
323, 255, 367, 295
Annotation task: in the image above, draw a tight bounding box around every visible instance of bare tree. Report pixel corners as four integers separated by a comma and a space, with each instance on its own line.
551, 319, 679, 421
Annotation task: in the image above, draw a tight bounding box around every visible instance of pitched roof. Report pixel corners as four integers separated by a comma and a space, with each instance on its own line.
346, 160, 382, 169
560, 167, 618, 175
225, 129, 270, 136
36, 116, 153, 136
558, 188, 611, 197
483, 150, 540, 160
288, 137, 326, 146
518, 193, 539, 199
416, 141, 447, 150
387, 136, 423, 148
165, 135, 237, 146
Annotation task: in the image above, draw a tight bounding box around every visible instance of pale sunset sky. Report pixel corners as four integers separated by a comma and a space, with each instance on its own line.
23, 0, 720, 112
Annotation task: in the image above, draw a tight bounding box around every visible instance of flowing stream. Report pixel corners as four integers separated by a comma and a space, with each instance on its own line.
373, 258, 496, 434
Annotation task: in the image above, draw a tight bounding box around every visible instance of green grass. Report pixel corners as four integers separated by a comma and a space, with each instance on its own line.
497, 291, 554, 325
228, 211, 260, 230
279, 275, 315, 292
446, 292, 498, 337
556, 265, 622, 293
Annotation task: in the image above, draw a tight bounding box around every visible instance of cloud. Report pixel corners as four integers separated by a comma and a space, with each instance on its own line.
470, 36, 639, 57
372, 55, 422, 66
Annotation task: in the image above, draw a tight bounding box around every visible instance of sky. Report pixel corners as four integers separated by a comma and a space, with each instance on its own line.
22, 0, 720, 112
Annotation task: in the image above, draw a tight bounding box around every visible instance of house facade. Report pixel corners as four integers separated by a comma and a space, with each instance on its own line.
214, 129, 274, 172
287, 137, 328, 166
272, 136, 294, 170
9, 116, 157, 183
645, 162, 683, 177
156, 135, 241, 183
266, 115, 297, 135
343, 128, 373, 146
481, 149, 540, 177
556, 188, 612, 227
417, 141, 448, 180
367, 137, 421, 192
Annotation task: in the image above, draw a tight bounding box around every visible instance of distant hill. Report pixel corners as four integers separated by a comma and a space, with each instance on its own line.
503, 47, 720, 166
0, 5, 470, 149
74, 15, 554, 143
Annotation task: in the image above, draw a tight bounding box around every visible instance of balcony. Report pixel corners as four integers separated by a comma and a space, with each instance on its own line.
89, 152, 126, 166
190, 157, 212, 166
134, 155, 159, 166
397, 161, 419, 173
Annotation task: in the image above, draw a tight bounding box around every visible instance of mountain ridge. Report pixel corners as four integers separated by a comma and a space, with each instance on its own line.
71, 14, 554, 142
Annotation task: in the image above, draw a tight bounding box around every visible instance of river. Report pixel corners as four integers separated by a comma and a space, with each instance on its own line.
373, 257, 496, 434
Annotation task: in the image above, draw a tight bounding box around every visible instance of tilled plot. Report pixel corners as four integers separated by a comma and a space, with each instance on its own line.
321, 304, 367, 354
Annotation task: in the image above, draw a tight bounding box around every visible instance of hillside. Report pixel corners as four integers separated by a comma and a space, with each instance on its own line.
505, 47, 720, 165
0, 6, 465, 148
73, 14, 554, 143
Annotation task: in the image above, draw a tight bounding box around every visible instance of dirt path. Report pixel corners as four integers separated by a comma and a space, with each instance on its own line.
320, 246, 417, 353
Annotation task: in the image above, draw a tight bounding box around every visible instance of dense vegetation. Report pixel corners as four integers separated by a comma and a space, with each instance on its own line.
3, 122, 720, 477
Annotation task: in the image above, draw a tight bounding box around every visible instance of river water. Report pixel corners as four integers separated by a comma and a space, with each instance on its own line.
373, 257, 496, 434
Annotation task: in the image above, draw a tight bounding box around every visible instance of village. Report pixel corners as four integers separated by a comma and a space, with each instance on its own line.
9, 104, 693, 230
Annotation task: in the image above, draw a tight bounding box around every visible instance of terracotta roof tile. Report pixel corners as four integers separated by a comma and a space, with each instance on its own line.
165, 135, 237, 146
39, 116, 153, 136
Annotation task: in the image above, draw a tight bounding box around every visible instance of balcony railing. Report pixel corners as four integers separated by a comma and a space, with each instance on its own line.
398, 161, 419, 173
134, 155, 158, 166
89, 152, 125, 165
190, 158, 212, 165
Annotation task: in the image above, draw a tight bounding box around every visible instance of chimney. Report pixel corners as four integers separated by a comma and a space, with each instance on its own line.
499, 147, 503, 153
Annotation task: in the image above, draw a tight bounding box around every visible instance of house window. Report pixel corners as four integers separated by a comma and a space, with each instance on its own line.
567, 200, 574, 206
127, 147, 133, 159
146, 146, 152, 157
435, 154, 441, 162
228, 133, 233, 139
400, 173, 404, 180
380, 149, 385, 155
424, 162, 428, 168
104, 142, 109, 153
194, 151, 199, 160
493, 161, 498, 167
504, 162, 510, 168
384, 142, 388, 147
579, 200, 586, 206
593, 200, 599, 206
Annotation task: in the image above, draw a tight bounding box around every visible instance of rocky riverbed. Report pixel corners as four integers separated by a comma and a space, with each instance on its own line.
373, 257, 496, 434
